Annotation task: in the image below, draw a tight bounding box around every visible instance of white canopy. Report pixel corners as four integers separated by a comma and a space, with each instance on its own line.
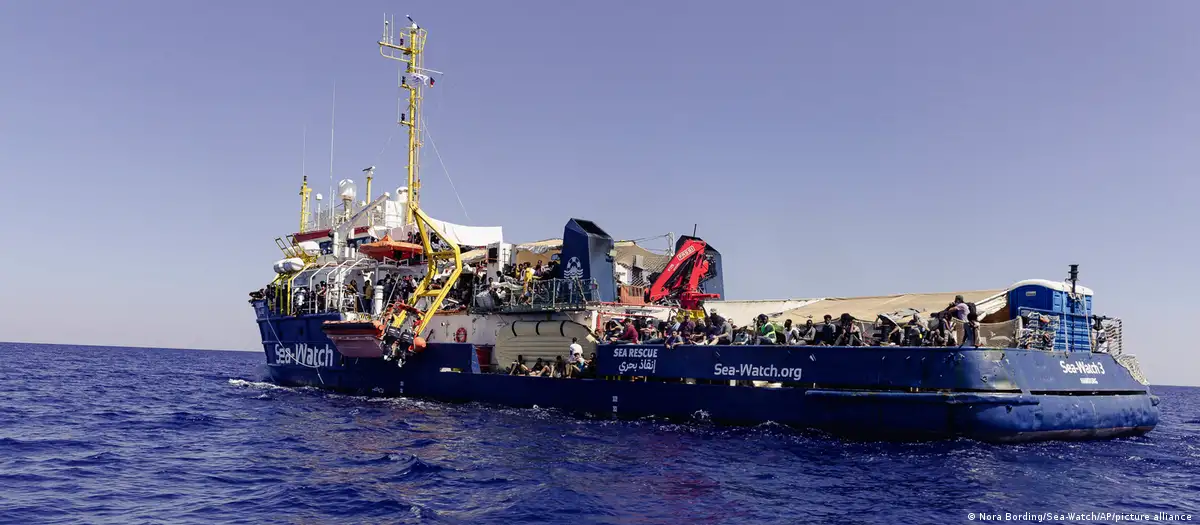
387, 216, 503, 247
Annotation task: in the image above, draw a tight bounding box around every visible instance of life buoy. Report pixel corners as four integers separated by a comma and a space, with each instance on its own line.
454, 327, 468, 343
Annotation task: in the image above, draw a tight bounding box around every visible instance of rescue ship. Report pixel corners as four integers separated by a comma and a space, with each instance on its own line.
249, 16, 1160, 442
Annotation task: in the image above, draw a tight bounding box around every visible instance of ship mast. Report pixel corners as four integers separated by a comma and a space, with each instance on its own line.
298, 175, 311, 232
298, 126, 311, 232
376, 15, 463, 346
379, 15, 438, 226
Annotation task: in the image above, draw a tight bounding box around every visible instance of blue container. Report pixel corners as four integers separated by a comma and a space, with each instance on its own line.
1008, 280, 1094, 352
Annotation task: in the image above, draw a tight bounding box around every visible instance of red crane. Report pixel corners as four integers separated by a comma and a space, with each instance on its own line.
647, 238, 721, 311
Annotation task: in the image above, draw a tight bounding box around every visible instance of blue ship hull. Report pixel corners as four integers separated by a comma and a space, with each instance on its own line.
255, 310, 1160, 443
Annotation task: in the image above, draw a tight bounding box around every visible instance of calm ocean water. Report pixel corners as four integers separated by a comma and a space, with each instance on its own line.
1, 342, 1197, 524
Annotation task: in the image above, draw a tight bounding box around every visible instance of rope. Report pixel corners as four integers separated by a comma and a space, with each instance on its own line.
421, 118, 471, 222
373, 127, 397, 167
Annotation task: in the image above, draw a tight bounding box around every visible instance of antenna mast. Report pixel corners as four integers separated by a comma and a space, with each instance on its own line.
299, 126, 311, 232
379, 14, 440, 226
328, 83, 337, 227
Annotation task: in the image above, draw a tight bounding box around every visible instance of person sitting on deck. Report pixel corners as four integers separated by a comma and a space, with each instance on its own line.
602, 320, 621, 341
798, 319, 817, 345
688, 318, 708, 344
667, 311, 682, 333
754, 314, 782, 345
928, 312, 957, 346
784, 319, 802, 345
508, 355, 531, 375
818, 314, 837, 345
552, 355, 567, 378
617, 319, 640, 344
834, 313, 866, 346
529, 358, 550, 377
582, 353, 598, 378
706, 314, 732, 345
567, 349, 586, 378
903, 314, 926, 346
639, 320, 657, 342
875, 315, 903, 346
663, 327, 685, 349
732, 325, 752, 345
679, 316, 696, 342
927, 320, 947, 346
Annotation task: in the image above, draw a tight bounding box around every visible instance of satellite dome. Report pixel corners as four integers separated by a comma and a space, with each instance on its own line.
338, 179, 357, 200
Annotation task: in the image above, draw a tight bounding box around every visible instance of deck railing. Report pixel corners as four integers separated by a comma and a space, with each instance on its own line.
471, 278, 598, 313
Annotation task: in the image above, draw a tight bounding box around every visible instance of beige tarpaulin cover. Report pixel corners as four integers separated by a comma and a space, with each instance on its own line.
509, 238, 670, 270
612, 241, 670, 270
777, 289, 1007, 323
461, 248, 487, 264
513, 239, 562, 267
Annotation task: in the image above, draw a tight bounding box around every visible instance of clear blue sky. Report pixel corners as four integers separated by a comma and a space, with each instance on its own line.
1, 2, 1196, 385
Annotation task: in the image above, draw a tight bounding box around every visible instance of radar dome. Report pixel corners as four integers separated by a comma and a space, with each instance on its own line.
338, 179, 357, 200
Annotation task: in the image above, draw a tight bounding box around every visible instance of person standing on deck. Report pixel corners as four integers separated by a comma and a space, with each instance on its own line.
347, 280, 360, 312
961, 312, 980, 348
949, 296, 969, 322
362, 279, 373, 313
943, 296, 969, 346
567, 337, 584, 377
944, 296, 969, 334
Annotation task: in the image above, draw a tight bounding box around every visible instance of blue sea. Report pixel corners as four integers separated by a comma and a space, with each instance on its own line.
1, 343, 1197, 524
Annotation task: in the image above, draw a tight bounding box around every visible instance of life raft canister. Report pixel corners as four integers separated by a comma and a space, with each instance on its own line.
454, 327, 468, 343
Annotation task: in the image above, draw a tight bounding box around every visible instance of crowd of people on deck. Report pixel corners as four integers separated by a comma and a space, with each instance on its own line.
389, 232, 570, 311
498, 296, 986, 382
253, 253, 580, 317
477, 258, 572, 309
593, 295, 983, 349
